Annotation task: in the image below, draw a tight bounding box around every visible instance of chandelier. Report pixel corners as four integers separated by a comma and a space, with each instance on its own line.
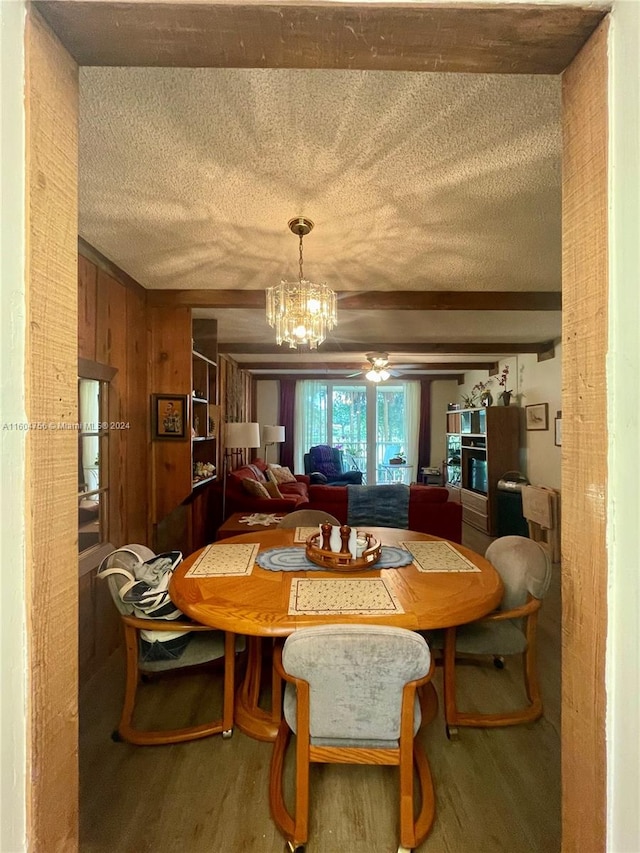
266, 217, 337, 350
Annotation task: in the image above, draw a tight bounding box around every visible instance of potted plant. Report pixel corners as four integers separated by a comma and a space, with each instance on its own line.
497, 365, 513, 406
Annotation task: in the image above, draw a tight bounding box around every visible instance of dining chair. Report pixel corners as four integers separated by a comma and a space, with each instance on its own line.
435, 535, 552, 735
269, 624, 436, 853
276, 509, 340, 528
99, 545, 244, 746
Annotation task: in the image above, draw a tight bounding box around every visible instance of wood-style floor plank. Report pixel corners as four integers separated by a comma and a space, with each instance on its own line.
80, 526, 560, 852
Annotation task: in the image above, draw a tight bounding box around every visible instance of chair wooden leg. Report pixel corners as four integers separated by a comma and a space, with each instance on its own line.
117, 625, 235, 746
412, 741, 436, 846
399, 732, 417, 849
117, 623, 141, 739
269, 721, 296, 841
293, 684, 311, 848
442, 626, 459, 732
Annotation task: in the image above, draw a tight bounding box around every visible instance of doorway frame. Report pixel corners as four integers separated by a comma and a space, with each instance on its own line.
23, 3, 611, 850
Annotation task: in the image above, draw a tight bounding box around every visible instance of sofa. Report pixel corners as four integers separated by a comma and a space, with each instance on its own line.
225, 460, 462, 542
306, 483, 462, 543
224, 459, 311, 517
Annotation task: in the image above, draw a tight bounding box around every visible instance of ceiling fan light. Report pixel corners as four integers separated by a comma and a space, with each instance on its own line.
379, 369, 390, 381
366, 369, 382, 382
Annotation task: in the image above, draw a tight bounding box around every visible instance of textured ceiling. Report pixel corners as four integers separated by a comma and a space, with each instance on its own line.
79, 67, 562, 374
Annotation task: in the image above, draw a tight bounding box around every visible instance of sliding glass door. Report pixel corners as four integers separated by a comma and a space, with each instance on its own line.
330, 384, 368, 479
296, 380, 420, 484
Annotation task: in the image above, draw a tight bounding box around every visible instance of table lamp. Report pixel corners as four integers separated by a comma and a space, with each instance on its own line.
222, 421, 261, 520
262, 425, 285, 463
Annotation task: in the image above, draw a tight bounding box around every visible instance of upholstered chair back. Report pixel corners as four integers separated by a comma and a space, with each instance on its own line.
485, 535, 552, 612
277, 509, 340, 528
282, 624, 431, 744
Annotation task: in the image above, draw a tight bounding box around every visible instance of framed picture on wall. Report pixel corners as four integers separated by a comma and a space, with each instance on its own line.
525, 403, 549, 431
152, 394, 188, 440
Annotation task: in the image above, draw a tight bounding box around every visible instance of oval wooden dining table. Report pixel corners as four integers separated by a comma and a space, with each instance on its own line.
170, 527, 503, 741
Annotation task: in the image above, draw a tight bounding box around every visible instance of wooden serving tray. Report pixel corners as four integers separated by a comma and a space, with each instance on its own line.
305, 532, 382, 572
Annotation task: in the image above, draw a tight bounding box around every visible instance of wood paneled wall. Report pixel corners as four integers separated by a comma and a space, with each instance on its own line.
219, 354, 256, 467
78, 250, 150, 683
78, 251, 150, 544
561, 19, 609, 852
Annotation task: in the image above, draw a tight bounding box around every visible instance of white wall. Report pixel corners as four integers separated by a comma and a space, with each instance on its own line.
607, 2, 640, 849
0, 1, 27, 850
457, 349, 562, 490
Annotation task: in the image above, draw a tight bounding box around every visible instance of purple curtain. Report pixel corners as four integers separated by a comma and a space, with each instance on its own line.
418, 379, 432, 470
279, 379, 296, 471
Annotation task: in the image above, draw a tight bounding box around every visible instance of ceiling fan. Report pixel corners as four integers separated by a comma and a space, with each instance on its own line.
346, 352, 417, 382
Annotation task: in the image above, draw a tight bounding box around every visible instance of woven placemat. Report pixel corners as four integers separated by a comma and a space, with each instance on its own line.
288, 577, 404, 615
184, 543, 259, 577
400, 540, 480, 573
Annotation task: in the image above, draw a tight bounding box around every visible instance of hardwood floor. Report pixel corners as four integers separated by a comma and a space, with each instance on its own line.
79, 525, 561, 852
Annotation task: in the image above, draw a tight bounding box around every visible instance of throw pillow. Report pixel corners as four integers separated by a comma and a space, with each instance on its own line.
267, 464, 297, 485
242, 478, 270, 499
264, 479, 284, 499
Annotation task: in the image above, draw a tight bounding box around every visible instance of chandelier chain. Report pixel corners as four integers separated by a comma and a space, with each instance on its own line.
299, 233, 304, 283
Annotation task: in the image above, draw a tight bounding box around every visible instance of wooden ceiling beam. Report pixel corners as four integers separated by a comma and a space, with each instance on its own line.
219, 341, 554, 355
34, 2, 605, 74
254, 373, 465, 382
147, 289, 561, 311
239, 361, 497, 372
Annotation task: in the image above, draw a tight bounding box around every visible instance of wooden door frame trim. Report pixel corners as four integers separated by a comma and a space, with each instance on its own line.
24, 3, 610, 851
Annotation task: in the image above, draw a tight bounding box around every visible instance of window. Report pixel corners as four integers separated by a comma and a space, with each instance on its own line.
77, 359, 116, 555
295, 380, 420, 483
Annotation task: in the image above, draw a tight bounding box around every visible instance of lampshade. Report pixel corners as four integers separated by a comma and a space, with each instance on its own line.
224, 422, 261, 449
263, 425, 285, 444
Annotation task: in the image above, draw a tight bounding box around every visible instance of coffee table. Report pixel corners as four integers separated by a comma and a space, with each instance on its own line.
215, 511, 286, 540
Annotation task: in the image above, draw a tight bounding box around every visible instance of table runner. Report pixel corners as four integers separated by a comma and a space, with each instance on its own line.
400, 540, 480, 573
184, 543, 260, 577
288, 577, 404, 615
256, 545, 413, 572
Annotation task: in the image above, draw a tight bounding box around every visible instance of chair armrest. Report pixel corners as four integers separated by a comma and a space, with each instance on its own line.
295, 474, 311, 486
272, 643, 302, 685
480, 596, 541, 623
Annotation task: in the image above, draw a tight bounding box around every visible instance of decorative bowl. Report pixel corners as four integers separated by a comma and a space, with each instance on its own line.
305, 531, 381, 572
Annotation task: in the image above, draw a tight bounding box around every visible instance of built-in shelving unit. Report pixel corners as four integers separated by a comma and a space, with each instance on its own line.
191, 349, 218, 487
445, 406, 520, 535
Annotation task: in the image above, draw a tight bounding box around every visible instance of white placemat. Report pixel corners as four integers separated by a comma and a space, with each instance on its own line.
184, 543, 259, 577
293, 526, 320, 543
288, 577, 404, 615
400, 540, 480, 573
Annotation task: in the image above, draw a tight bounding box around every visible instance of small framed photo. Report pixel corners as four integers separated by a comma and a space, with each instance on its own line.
152, 394, 188, 440
525, 403, 549, 431
554, 412, 562, 446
